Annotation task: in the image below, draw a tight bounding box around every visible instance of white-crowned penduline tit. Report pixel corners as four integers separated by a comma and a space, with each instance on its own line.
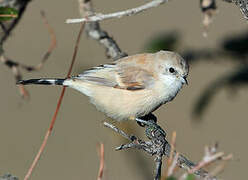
17, 51, 189, 121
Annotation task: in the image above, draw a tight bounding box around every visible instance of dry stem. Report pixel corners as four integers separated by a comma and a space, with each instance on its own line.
67, 0, 168, 23
23, 22, 85, 180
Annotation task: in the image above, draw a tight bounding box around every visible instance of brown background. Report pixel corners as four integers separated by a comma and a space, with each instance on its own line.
0, 0, 247, 179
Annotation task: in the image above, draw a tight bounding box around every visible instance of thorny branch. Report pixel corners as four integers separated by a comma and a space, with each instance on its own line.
104, 121, 217, 180
68, 0, 169, 23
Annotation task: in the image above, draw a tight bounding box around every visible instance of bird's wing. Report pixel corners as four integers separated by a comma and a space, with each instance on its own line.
115, 62, 155, 90
74, 63, 118, 87
74, 60, 155, 90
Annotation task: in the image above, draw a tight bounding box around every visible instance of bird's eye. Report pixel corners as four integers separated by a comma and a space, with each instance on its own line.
169, 67, 175, 73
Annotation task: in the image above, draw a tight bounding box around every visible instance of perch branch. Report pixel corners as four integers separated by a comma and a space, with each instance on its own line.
103, 121, 217, 180
78, 1, 221, 179
67, 0, 169, 23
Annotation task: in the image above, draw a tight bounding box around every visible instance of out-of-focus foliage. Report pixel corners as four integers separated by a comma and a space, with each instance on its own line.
222, 31, 248, 57
193, 65, 248, 117
185, 174, 195, 180
0, 0, 31, 45
165, 174, 195, 180
144, 31, 180, 53
0, 7, 18, 21
166, 176, 177, 180
192, 31, 248, 118
145, 30, 248, 118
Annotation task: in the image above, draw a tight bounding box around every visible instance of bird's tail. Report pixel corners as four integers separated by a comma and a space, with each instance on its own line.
17, 78, 66, 86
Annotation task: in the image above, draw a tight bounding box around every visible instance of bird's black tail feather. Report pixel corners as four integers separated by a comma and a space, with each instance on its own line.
17, 78, 66, 86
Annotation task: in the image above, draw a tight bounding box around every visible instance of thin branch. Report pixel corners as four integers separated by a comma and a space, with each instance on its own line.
167, 153, 179, 177
23, 22, 85, 180
15, 11, 57, 72
78, 0, 127, 60
166, 132, 178, 177
67, 0, 168, 23
166, 131, 177, 172
0, 11, 57, 98
97, 143, 105, 180
209, 154, 233, 176
0, 55, 29, 98
188, 145, 230, 175
38, 10, 57, 70
18, 11, 57, 71
103, 121, 217, 180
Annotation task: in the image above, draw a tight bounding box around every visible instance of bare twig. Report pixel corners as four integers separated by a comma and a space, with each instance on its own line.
0, 11, 57, 98
0, 55, 29, 98
37, 11, 57, 70
67, 0, 169, 23
177, 145, 232, 180
167, 131, 177, 171
167, 153, 179, 177
78, 0, 127, 60
97, 143, 105, 180
23, 22, 85, 180
188, 145, 230, 175
189, 152, 224, 174
166, 132, 178, 177
103, 121, 217, 180
210, 154, 233, 176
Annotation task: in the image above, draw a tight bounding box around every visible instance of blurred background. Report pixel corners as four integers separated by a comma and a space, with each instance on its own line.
0, 0, 247, 179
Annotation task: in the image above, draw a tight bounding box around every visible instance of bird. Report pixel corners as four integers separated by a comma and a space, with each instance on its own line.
17, 51, 189, 122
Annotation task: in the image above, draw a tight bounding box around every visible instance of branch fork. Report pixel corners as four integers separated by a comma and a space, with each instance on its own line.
104, 119, 217, 180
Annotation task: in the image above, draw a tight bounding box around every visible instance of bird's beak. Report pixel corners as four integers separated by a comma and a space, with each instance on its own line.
181, 76, 188, 85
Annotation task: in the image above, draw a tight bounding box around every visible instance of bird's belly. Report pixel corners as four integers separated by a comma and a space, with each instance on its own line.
89, 87, 161, 121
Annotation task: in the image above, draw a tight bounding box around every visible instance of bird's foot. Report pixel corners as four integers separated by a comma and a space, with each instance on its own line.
136, 117, 167, 143
136, 113, 157, 127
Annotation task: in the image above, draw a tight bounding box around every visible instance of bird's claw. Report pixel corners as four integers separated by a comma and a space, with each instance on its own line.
136, 117, 166, 141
